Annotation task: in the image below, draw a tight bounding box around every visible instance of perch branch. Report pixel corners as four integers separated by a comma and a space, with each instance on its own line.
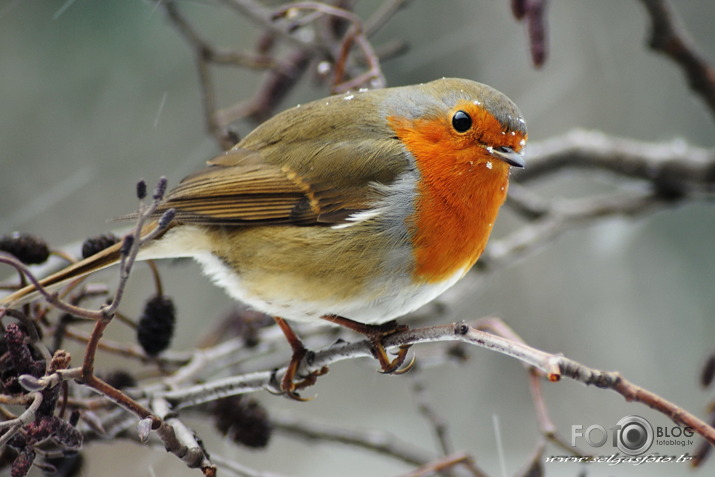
148, 320, 715, 450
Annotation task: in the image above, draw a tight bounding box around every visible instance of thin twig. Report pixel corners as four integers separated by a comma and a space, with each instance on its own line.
271, 413, 430, 467
364, 0, 410, 36
0, 392, 42, 448
72, 180, 173, 431
638, 0, 715, 121
396, 452, 480, 477
271, 2, 385, 92
60, 326, 191, 366
409, 372, 454, 460
211, 453, 295, 477
0, 253, 103, 320
163, 1, 268, 148
473, 317, 584, 455
219, 0, 328, 54
512, 440, 546, 477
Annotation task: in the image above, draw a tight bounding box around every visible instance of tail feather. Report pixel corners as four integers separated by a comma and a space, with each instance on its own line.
1, 241, 124, 307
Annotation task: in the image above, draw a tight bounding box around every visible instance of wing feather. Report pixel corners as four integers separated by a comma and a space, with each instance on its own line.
151, 97, 412, 227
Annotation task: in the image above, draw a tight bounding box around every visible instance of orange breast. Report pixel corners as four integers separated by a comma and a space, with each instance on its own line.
389, 115, 511, 283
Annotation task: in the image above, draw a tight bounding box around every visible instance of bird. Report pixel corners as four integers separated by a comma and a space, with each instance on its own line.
1, 78, 527, 398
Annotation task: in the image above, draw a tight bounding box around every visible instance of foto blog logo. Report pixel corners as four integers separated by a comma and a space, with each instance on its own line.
571, 415, 655, 456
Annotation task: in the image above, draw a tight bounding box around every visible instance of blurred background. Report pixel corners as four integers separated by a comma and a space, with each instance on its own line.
1, 1, 714, 476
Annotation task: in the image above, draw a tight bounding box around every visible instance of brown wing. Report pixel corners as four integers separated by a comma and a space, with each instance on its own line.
154, 145, 393, 226
153, 149, 319, 226
154, 89, 412, 227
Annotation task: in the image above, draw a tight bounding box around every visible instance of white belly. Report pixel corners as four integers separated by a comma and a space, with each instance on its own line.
192, 250, 464, 324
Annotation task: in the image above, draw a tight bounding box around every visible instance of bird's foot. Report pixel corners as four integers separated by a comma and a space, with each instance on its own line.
322, 316, 415, 375
272, 316, 329, 401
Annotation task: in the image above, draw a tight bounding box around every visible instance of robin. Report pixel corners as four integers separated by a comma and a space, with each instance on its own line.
1, 78, 527, 398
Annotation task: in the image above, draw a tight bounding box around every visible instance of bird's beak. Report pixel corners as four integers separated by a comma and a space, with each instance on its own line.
489, 146, 525, 168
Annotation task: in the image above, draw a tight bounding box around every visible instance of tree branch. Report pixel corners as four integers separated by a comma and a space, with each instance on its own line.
638, 0, 715, 121
147, 320, 715, 449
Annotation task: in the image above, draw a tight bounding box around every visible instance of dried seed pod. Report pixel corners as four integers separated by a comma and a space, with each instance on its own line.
81, 234, 119, 259
0, 233, 49, 265
136, 295, 176, 356
212, 396, 272, 448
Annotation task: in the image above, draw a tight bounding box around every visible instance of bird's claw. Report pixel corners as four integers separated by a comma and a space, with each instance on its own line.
273, 346, 328, 401
272, 316, 329, 401
372, 340, 415, 375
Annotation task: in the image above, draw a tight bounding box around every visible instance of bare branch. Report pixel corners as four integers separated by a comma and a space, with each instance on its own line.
210, 453, 294, 477
396, 452, 482, 477
638, 0, 715, 121
148, 319, 715, 450
271, 413, 430, 467
153, 398, 216, 476
518, 129, 714, 190
409, 372, 454, 459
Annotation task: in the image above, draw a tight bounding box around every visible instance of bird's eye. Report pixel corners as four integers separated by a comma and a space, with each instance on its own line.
452, 110, 472, 133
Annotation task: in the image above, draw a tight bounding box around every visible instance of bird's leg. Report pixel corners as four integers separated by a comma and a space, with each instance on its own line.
272, 316, 328, 401
321, 315, 414, 374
